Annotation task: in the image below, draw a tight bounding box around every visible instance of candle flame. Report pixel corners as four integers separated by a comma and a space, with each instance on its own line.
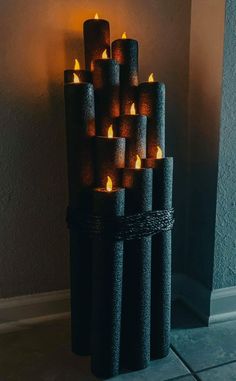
148, 73, 155, 82
102, 49, 108, 59
94, 13, 99, 19
74, 59, 80, 70
108, 125, 113, 138
130, 103, 136, 115
156, 146, 163, 159
73, 73, 80, 83
106, 176, 113, 192
122, 32, 127, 39
135, 155, 141, 169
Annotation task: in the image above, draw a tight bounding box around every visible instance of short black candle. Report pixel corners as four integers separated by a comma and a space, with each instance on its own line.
93, 59, 120, 136
112, 37, 138, 114
144, 157, 173, 359
64, 69, 92, 84
115, 113, 147, 168
121, 167, 153, 371
83, 17, 110, 71
138, 79, 165, 157
64, 81, 95, 356
91, 187, 125, 378
95, 135, 126, 188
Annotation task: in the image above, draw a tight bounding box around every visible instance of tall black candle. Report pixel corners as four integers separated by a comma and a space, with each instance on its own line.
144, 157, 173, 359
83, 15, 110, 71
64, 59, 92, 83
112, 34, 138, 114
95, 130, 126, 188
91, 185, 125, 378
138, 75, 165, 157
93, 58, 120, 136
115, 106, 147, 168
64, 81, 95, 355
121, 165, 153, 371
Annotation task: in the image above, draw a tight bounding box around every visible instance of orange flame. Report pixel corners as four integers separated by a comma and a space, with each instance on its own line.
135, 155, 141, 169
73, 73, 80, 83
74, 59, 80, 70
156, 146, 163, 159
122, 32, 127, 39
148, 73, 155, 82
106, 176, 112, 192
102, 49, 108, 59
148, 73, 154, 82
94, 13, 99, 19
108, 125, 113, 138
130, 103, 136, 115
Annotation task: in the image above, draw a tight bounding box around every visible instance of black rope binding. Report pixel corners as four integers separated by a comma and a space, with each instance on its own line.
67, 207, 175, 241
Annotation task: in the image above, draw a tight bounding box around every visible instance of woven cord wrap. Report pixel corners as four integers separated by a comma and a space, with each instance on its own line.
67, 207, 174, 241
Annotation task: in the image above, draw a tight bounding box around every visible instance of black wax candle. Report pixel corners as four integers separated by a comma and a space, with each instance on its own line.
93, 58, 120, 136
121, 167, 153, 370
83, 16, 110, 70
144, 157, 173, 359
64, 81, 95, 356
95, 133, 125, 188
138, 78, 165, 157
112, 36, 138, 114
91, 187, 125, 378
115, 112, 147, 168
64, 69, 92, 84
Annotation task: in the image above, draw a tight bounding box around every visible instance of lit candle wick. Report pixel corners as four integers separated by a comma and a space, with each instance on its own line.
135, 155, 141, 169
106, 176, 113, 192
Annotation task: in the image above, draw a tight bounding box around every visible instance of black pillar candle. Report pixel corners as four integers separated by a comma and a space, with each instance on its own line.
144, 157, 173, 359
121, 167, 153, 371
83, 16, 110, 71
112, 35, 138, 114
138, 77, 165, 157
115, 110, 147, 168
95, 132, 126, 188
91, 186, 125, 378
64, 81, 95, 356
93, 58, 120, 136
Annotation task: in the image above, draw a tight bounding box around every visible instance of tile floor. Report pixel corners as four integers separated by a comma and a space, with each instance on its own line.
0, 301, 236, 380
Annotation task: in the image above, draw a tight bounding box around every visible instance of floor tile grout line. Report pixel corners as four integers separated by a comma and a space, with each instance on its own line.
170, 345, 202, 381
196, 358, 236, 374
171, 344, 236, 378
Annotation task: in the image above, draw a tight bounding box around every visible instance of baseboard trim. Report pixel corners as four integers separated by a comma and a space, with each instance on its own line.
0, 289, 70, 333
173, 273, 236, 325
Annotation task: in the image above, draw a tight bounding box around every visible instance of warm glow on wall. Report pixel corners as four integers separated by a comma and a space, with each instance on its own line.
106, 176, 113, 192
108, 125, 113, 138
135, 155, 141, 169
156, 146, 163, 159
74, 59, 80, 70
94, 13, 99, 19
148, 73, 154, 82
102, 49, 108, 59
122, 32, 127, 39
73, 73, 80, 83
130, 103, 136, 115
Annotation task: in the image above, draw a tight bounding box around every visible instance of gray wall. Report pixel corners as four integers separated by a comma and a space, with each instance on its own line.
0, 0, 191, 297
213, 0, 236, 289
185, 0, 225, 289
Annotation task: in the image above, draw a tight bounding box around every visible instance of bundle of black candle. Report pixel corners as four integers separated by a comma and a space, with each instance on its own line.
64, 13, 174, 379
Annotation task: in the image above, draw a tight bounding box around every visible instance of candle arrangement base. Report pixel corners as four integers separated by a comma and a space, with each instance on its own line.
64, 14, 175, 380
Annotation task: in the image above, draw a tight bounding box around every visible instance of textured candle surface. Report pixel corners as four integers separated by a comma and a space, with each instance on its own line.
116, 115, 146, 168
83, 19, 110, 70
121, 168, 152, 371
91, 188, 125, 378
95, 136, 125, 188
138, 82, 165, 157
93, 59, 120, 136
112, 38, 138, 114
145, 157, 173, 359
